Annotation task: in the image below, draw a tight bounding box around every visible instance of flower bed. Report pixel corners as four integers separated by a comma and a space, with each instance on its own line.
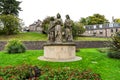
0, 65, 101, 80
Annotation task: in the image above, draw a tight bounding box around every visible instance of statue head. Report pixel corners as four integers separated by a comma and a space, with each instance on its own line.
57, 13, 61, 19
66, 15, 70, 19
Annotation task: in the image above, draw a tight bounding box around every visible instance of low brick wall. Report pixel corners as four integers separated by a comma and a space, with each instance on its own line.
0, 41, 109, 51
0, 41, 7, 51
23, 41, 46, 50
75, 41, 108, 48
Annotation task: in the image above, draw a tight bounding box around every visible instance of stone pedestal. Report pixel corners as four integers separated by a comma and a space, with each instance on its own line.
38, 43, 82, 62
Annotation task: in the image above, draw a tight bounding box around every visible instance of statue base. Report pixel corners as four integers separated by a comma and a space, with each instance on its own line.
38, 42, 82, 62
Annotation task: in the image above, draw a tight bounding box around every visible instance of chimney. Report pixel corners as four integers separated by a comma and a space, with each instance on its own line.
112, 16, 115, 23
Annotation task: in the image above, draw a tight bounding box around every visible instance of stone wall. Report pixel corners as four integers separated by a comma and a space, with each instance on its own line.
0, 41, 109, 51
75, 41, 108, 48
0, 41, 7, 51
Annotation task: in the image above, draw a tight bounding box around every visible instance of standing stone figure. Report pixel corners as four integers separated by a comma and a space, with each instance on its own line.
48, 17, 55, 42
54, 13, 63, 43
64, 15, 73, 42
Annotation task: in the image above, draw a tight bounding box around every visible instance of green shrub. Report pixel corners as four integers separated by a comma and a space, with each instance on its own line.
5, 39, 26, 53
97, 48, 108, 53
108, 50, 120, 59
108, 32, 120, 59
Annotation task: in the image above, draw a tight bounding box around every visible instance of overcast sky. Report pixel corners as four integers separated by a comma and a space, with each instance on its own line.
18, 0, 120, 26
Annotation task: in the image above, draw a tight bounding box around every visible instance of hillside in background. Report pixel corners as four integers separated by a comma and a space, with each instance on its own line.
0, 32, 108, 41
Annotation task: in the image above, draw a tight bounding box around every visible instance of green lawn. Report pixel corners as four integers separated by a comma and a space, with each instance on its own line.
76, 36, 109, 41
0, 32, 109, 41
0, 32, 47, 41
0, 48, 120, 80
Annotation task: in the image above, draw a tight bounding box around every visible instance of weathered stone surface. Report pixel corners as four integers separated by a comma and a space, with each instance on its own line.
38, 56, 82, 62
44, 43, 76, 60
39, 43, 82, 62
0, 41, 7, 51
64, 15, 73, 42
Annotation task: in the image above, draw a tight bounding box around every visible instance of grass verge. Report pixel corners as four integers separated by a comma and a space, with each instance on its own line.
0, 32, 109, 41
0, 48, 120, 80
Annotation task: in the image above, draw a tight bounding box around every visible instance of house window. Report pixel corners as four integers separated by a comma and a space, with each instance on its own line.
99, 31, 103, 34
111, 29, 113, 32
116, 28, 118, 32
99, 25, 102, 28
88, 31, 90, 34
93, 25, 96, 29
109, 23, 113, 27
93, 31, 96, 36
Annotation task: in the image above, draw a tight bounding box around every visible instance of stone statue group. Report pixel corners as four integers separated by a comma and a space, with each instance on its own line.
48, 13, 73, 43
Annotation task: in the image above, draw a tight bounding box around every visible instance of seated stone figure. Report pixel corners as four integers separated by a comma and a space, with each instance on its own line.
64, 15, 73, 42
48, 17, 55, 42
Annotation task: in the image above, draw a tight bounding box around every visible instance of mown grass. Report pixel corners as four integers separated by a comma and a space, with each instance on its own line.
0, 32, 47, 41
0, 48, 120, 80
76, 36, 109, 41
0, 32, 109, 41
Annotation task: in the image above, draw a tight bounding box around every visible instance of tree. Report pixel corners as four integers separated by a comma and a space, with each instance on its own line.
0, 0, 22, 16
0, 15, 20, 35
41, 16, 54, 34
79, 14, 109, 25
72, 22, 86, 38
114, 18, 120, 23
79, 17, 87, 25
